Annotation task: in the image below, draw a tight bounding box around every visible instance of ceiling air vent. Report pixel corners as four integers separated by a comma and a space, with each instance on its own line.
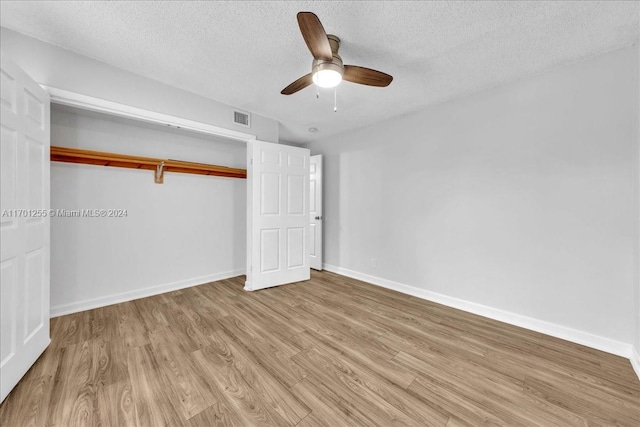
233, 111, 250, 127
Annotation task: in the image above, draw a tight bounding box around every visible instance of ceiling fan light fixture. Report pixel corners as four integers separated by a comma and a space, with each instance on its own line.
312, 62, 343, 88
280, 13, 392, 95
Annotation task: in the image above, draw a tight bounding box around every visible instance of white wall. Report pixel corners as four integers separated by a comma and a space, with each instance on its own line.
0, 27, 279, 142
50, 106, 246, 315
308, 45, 639, 357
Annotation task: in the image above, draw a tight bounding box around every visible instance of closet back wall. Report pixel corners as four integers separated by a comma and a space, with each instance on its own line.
50, 105, 246, 316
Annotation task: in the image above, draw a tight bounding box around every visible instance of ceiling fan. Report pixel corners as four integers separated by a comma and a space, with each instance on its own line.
281, 12, 393, 95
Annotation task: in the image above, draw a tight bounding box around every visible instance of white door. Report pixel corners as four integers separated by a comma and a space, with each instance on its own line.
0, 55, 50, 403
246, 140, 310, 291
309, 155, 323, 270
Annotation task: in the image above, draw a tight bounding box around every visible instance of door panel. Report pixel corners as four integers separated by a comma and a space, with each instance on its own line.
0, 55, 50, 403
0, 260, 16, 365
309, 155, 323, 270
288, 175, 304, 214
246, 141, 310, 290
261, 229, 280, 272
287, 227, 305, 268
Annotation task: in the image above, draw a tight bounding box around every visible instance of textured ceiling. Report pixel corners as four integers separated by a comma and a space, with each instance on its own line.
1, 1, 638, 144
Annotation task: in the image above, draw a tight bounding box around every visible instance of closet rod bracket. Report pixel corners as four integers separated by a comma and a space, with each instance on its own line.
155, 161, 165, 184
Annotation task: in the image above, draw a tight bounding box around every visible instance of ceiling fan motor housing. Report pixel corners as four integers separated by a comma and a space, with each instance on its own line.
312, 34, 344, 77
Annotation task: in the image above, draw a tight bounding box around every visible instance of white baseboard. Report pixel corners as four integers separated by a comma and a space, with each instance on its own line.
50, 269, 245, 317
323, 264, 635, 363
631, 345, 640, 380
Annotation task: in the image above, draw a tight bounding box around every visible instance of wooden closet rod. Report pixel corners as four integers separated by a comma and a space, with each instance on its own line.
50, 146, 247, 183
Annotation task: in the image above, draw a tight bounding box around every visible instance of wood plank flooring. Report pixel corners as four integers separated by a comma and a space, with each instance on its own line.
1, 270, 639, 426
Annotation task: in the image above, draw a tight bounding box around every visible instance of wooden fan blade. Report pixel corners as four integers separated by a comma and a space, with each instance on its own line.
297, 12, 333, 61
343, 65, 393, 87
281, 73, 313, 95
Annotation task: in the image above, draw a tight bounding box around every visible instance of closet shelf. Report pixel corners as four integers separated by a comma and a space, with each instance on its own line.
50, 146, 247, 183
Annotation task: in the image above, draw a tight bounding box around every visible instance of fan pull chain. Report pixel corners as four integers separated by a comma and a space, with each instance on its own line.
334, 88, 337, 112
316, 87, 320, 99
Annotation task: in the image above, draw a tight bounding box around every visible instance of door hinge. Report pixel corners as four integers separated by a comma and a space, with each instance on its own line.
250, 158, 253, 165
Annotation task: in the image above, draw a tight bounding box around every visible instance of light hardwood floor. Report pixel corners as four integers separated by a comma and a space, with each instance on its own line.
1, 270, 639, 426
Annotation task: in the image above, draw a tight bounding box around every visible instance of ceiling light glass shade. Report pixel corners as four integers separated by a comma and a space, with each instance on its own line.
312, 62, 344, 88
313, 69, 342, 88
